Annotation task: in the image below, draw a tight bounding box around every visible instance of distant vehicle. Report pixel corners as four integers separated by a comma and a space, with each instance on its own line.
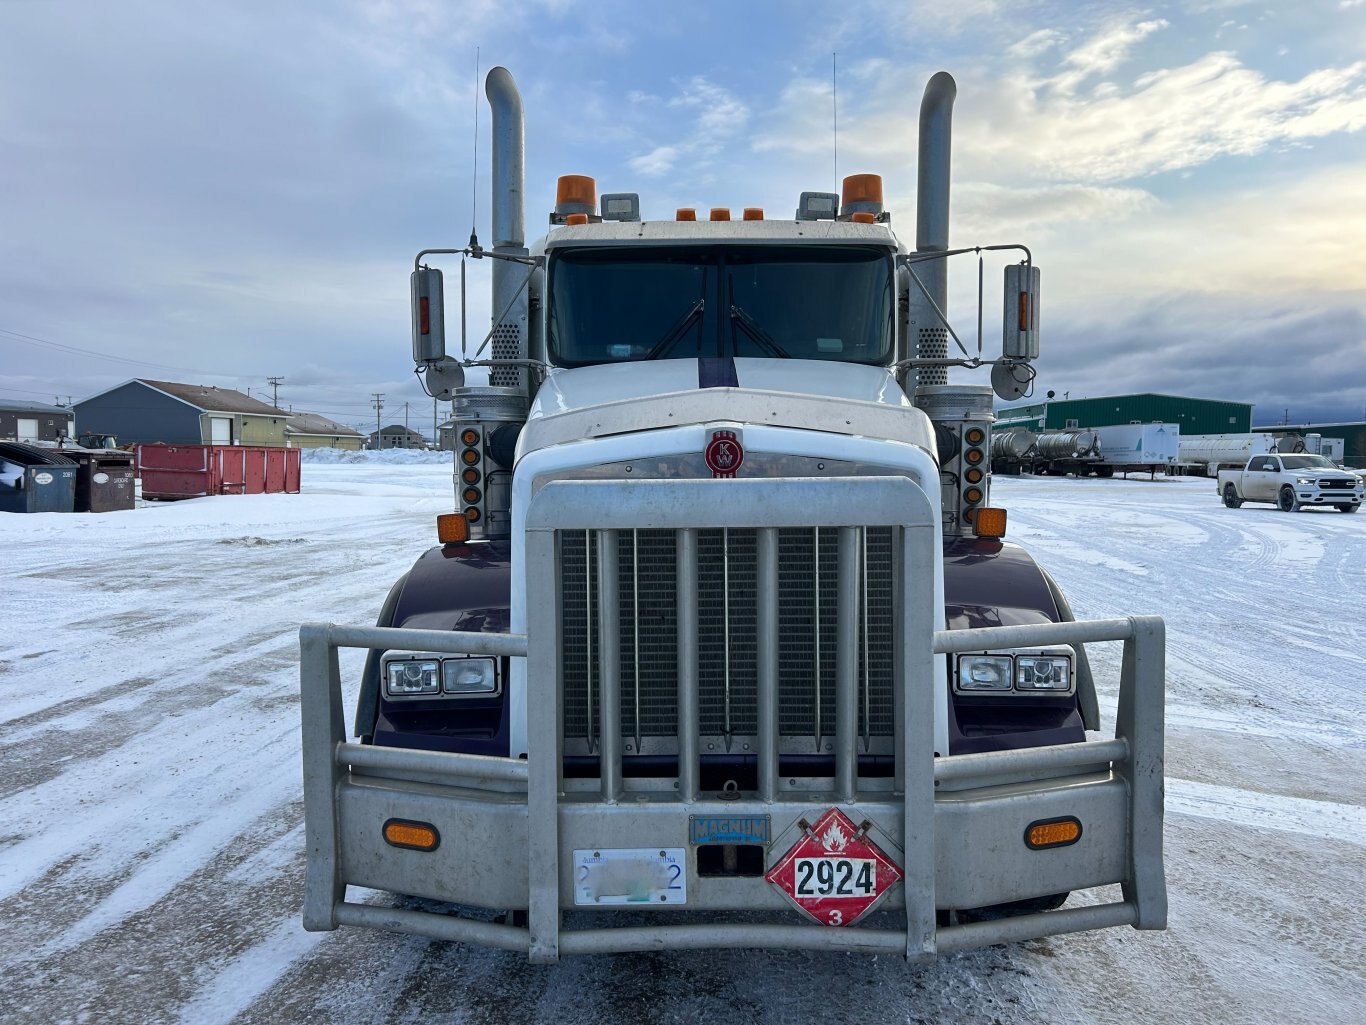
1217, 454, 1363, 512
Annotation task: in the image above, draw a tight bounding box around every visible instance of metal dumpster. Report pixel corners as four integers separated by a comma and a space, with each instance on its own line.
65, 446, 137, 512
136, 444, 302, 500
0, 442, 78, 514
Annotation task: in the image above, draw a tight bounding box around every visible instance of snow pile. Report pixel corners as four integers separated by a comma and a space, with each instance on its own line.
299, 446, 452, 465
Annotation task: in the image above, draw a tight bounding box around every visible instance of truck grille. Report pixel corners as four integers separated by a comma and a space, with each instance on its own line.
1318, 478, 1355, 490
559, 527, 895, 758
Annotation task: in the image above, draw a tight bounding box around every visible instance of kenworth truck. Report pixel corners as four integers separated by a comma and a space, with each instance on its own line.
300, 67, 1166, 962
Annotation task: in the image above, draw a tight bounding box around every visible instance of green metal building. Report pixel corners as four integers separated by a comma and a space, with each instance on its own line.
996, 393, 1253, 436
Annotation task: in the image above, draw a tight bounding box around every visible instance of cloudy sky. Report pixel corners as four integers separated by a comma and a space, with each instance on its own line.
3, 0, 1365, 434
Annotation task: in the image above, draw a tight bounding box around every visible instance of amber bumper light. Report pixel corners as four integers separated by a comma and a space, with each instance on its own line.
384, 819, 441, 852
1025, 817, 1082, 850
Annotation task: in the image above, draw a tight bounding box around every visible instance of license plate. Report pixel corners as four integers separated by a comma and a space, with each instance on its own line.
573, 847, 686, 906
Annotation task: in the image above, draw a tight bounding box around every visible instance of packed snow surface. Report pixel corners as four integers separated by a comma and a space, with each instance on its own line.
2, 455, 1363, 1024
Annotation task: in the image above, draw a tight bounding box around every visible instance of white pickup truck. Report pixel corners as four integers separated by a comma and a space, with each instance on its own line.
1218, 454, 1363, 512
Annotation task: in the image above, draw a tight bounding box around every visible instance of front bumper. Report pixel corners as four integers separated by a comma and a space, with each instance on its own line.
301, 478, 1166, 961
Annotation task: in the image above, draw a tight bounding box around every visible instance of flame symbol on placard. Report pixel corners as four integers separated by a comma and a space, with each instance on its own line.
820, 822, 850, 853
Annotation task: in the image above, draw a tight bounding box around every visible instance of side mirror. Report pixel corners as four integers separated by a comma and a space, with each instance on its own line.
1003, 263, 1040, 359
411, 267, 446, 364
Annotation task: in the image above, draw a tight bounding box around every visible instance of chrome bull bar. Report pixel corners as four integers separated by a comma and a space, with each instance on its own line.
301, 476, 1165, 961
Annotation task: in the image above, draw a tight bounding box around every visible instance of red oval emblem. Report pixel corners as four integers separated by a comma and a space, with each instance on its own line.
705, 430, 743, 478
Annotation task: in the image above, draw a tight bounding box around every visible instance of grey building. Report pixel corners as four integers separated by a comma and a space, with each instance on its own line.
75, 379, 287, 447
0, 400, 74, 442
285, 412, 366, 450
368, 425, 428, 450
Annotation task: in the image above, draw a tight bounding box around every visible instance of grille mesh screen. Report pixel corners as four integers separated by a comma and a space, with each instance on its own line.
560, 527, 895, 749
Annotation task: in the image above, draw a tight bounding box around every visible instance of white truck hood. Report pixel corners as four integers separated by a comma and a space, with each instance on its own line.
529, 358, 912, 418
518, 358, 932, 458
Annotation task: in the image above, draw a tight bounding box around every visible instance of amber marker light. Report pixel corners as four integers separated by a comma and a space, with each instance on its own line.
965, 427, 986, 445
555, 174, 597, 209
676, 208, 697, 221
841, 173, 884, 206
465, 507, 482, 523
1025, 817, 1082, 850
462, 468, 481, 484
565, 213, 589, 225
383, 818, 441, 852
710, 208, 731, 221
964, 487, 984, 505
850, 212, 875, 224
461, 448, 480, 465
437, 513, 469, 544
743, 207, 764, 221
974, 507, 1008, 538
462, 487, 481, 504
461, 428, 480, 446
965, 467, 984, 484
964, 448, 984, 465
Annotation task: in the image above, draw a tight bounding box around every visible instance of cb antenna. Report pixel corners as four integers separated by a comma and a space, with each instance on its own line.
470, 45, 480, 248
832, 51, 838, 193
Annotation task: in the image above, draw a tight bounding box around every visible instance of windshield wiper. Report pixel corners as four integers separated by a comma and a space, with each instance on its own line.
646, 298, 706, 359
729, 304, 791, 358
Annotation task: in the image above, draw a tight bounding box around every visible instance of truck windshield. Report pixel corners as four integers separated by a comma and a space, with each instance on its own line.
547, 245, 893, 367
1281, 455, 1335, 469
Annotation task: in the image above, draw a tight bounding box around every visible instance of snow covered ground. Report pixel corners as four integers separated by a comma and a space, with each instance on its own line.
2, 455, 1363, 1024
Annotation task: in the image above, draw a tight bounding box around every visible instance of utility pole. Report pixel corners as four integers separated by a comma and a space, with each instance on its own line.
371, 393, 384, 447
267, 376, 284, 408
403, 400, 410, 444
432, 396, 438, 450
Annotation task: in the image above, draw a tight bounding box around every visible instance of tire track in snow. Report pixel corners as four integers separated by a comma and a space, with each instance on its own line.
1167, 778, 1366, 846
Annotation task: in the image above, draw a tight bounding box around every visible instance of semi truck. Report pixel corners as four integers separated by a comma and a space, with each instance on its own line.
300, 66, 1167, 962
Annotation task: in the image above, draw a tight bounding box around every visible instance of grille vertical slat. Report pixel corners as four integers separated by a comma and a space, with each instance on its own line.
596, 530, 621, 800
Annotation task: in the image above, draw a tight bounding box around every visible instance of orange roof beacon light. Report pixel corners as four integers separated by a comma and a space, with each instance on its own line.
676, 208, 697, 221
709, 208, 731, 221
743, 207, 764, 221
840, 173, 885, 220
565, 213, 589, 226
973, 507, 1008, 539
555, 174, 597, 215
436, 513, 470, 544
850, 212, 875, 224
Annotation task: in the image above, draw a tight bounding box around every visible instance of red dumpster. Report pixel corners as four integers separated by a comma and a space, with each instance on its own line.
137, 445, 302, 500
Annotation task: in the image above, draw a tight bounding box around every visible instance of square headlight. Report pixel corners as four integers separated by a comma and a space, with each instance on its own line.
1016, 655, 1071, 691
957, 654, 1013, 691
443, 657, 497, 695
386, 658, 441, 697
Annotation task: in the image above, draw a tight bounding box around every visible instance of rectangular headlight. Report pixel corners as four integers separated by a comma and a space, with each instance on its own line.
1016, 655, 1071, 691
386, 658, 441, 696
957, 654, 1013, 691
443, 657, 497, 695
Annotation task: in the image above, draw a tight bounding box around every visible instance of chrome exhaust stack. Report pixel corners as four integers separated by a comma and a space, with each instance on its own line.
911, 71, 956, 391
485, 67, 529, 391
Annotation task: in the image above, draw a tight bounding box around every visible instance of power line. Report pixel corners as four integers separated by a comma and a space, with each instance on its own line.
0, 325, 262, 379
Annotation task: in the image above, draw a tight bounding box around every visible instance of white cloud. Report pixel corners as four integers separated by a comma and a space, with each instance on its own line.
960, 35, 1366, 182
1048, 18, 1169, 95
624, 76, 749, 180
629, 144, 682, 177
